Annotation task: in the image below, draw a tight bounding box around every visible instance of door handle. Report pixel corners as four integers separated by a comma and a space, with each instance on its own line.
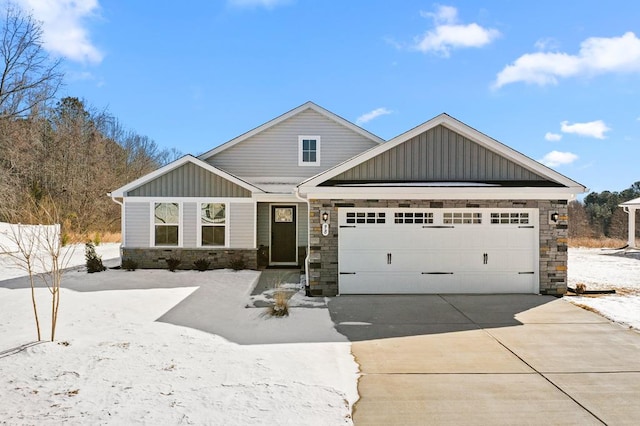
483, 253, 488, 264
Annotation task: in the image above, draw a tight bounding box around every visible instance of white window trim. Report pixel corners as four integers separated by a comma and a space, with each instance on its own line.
197, 202, 229, 248
298, 135, 321, 167
150, 201, 183, 248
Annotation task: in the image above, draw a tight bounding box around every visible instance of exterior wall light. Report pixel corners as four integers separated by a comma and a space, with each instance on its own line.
321, 210, 330, 236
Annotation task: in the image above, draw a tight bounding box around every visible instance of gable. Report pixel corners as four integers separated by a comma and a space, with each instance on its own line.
126, 162, 252, 197
325, 125, 551, 185
202, 106, 381, 180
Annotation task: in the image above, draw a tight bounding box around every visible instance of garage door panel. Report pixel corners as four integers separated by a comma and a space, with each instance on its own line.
339, 272, 460, 294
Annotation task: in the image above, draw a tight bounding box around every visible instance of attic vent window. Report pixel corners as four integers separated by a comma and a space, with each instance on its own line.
299, 135, 321, 166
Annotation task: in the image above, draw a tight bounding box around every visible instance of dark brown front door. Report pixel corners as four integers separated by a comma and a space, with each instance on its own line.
271, 205, 297, 264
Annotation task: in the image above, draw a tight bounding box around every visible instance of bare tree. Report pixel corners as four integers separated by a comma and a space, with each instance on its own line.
0, 3, 63, 118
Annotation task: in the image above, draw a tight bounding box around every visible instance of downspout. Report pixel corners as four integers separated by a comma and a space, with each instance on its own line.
294, 187, 311, 295
108, 192, 124, 256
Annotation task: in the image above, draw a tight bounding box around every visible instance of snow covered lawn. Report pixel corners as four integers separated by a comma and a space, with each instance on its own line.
0, 250, 358, 425
568, 248, 640, 330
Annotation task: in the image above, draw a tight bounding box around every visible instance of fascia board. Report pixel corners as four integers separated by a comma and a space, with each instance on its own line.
300, 186, 583, 200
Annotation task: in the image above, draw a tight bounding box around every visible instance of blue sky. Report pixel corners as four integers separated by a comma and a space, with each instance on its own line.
14, 0, 640, 194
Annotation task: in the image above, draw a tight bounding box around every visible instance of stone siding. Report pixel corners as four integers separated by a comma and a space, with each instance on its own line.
122, 247, 258, 270
307, 199, 569, 297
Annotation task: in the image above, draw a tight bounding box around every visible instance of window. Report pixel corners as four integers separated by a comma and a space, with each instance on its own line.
201, 203, 226, 246
154, 203, 179, 246
443, 212, 482, 224
345, 211, 386, 224
394, 212, 434, 224
298, 135, 320, 166
490, 212, 529, 224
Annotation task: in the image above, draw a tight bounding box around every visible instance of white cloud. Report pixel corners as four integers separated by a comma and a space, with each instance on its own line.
228, 0, 291, 8
560, 120, 610, 139
413, 5, 500, 57
539, 151, 578, 167
494, 32, 640, 88
356, 107, 392, 125
545, 132, 562, 141
16, 0, 103, 64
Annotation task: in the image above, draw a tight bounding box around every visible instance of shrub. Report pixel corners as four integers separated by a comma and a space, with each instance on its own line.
93, 232, 101, 246
193, 258, 211, 272
266, 290, 290, 317
230, 256, 246, 271
166, 257, 181, 272
121, 258, 138, 271
61, 233, 70, 247
85, 242, 106, 273
575, 283, 587, 294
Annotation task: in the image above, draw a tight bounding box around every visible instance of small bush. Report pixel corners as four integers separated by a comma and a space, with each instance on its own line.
166, 257, 181, 272
61, 233, 70, 247
93, 232, 101, 246
230, 256, 246, 271
575, 283, 587, 294
121, 258, 138, 271
193, 258, 211, 271
266, 290, 290, 317
85, 242, 106, 273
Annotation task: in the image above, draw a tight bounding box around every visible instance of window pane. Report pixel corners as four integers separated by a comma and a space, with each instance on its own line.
303, 152, 310, 162
202, 203, 225, 224
155, 203, 179, 224
308, 152, 316, 162
202, 226, 225, 246
155, 225, 178, 246
308, 139, 316, 150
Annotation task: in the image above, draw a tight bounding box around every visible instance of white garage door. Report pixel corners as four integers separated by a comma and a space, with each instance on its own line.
338, 208, 539, 294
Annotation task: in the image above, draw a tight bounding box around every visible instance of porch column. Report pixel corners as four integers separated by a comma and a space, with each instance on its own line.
628, 207, 637, 248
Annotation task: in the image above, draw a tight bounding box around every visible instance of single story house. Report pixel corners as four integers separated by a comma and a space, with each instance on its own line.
109, 102, 586, 296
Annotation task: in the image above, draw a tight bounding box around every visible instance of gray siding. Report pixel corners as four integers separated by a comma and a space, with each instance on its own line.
183, 202, 197, 247
257, 203, 269, 247
206, 109, 378, 178
257, 202, 308, 247
127, 162, 252, 197
329, 125, 548, 183
124, 202, 150, 247
229, 202, 256, 248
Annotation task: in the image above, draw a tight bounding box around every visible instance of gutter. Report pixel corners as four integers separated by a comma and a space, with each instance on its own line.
293, 187, 311, 295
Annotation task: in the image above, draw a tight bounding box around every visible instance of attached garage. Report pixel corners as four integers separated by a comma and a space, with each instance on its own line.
338, 208, 538, 294
298, 113, 586, 296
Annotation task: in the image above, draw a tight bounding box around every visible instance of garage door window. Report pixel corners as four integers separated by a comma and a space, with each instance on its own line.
394, 212, 434, 224
346, 211, 386, 224
443, 212, 482, 224
490, 212, 529, 224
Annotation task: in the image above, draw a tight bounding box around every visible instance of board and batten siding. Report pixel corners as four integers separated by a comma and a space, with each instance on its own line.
328, 125, 548, 183
229, 202, 256, 248
124, 202, 150, 247
206, 109, 379, 178
183, 202, 197, 247
257, 202, 308, 247
127, 162, 252, 197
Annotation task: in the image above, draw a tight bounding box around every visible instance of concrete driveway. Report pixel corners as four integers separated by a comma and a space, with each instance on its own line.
328, 295, 640, 425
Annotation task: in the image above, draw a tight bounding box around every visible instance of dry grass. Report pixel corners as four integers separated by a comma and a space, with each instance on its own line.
266, 290, 290, 317
66, 231, 121, 244
569, 237, 627, 248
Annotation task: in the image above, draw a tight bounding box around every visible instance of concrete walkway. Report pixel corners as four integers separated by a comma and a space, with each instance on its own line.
328, 295, 640, 425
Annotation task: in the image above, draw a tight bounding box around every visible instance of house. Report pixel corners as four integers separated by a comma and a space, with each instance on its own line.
109, 102, 586, 296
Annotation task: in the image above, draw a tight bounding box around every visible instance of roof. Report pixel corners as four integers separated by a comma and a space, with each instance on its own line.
197, 101, 385, 160
620, 197, 640, 207
109, 155, 263, 197
299, 113, 586, 193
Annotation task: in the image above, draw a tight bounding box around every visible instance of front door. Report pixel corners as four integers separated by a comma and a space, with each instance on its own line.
271, 205, 297, 264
